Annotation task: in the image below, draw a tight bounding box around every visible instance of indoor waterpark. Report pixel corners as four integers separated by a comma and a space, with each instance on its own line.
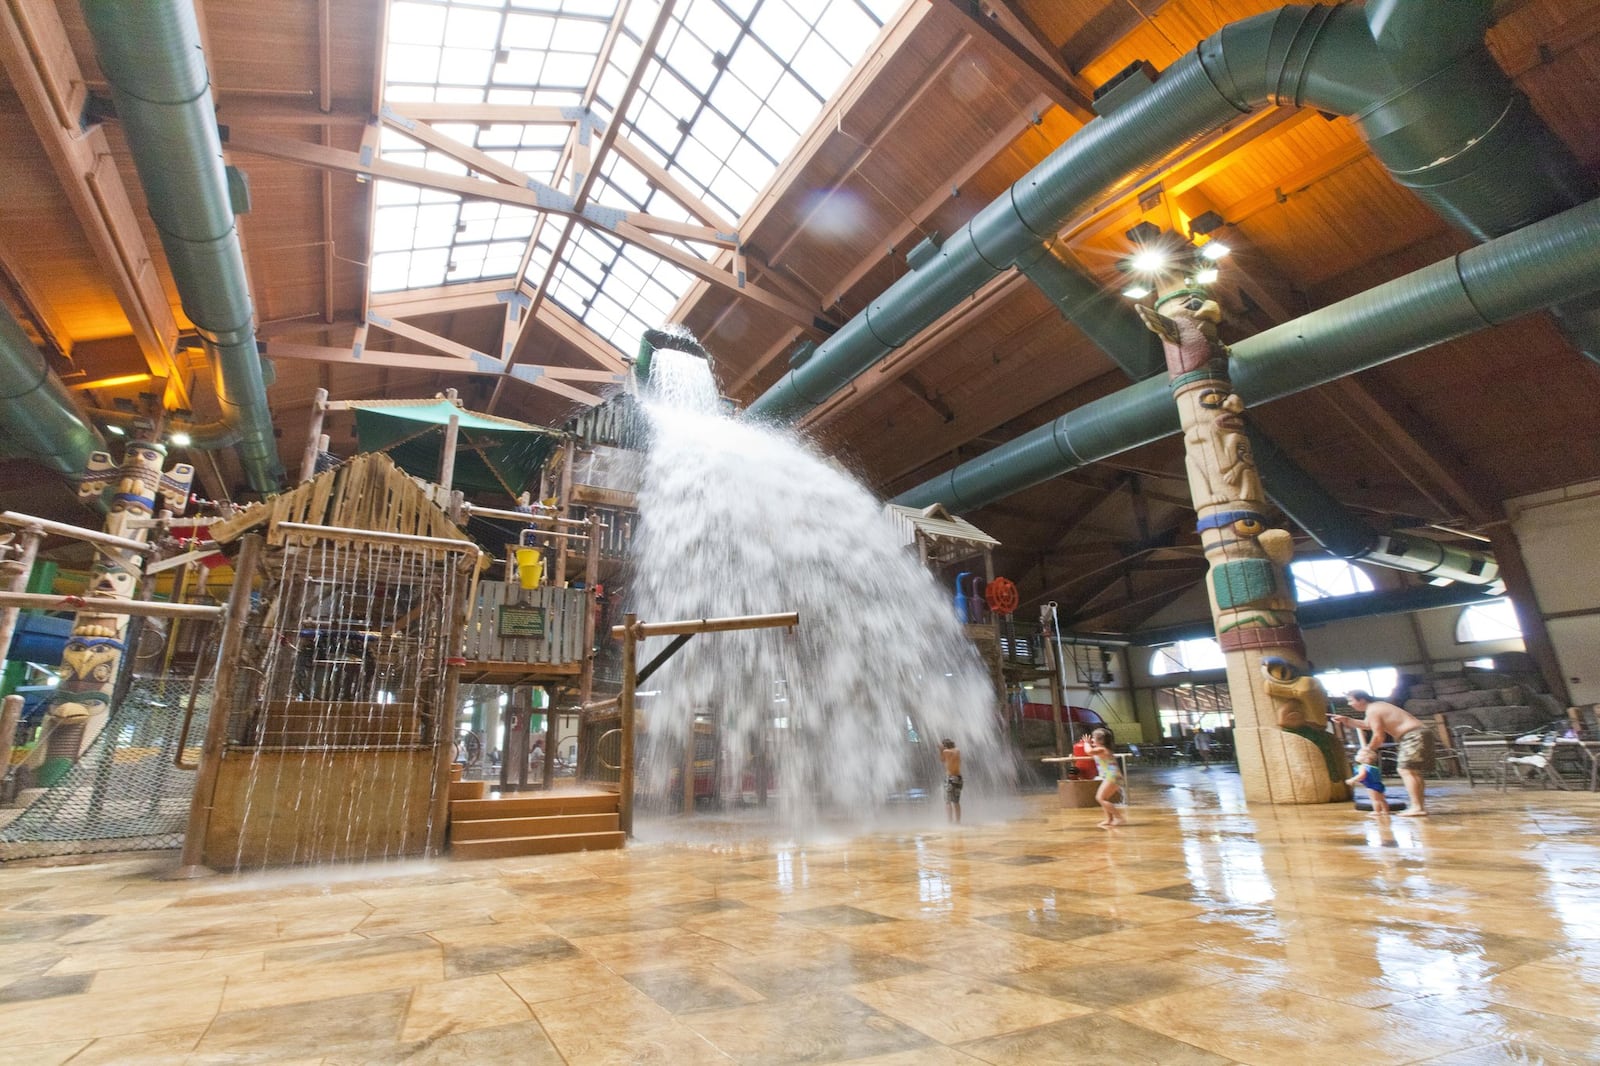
1, 1, 1599, 1063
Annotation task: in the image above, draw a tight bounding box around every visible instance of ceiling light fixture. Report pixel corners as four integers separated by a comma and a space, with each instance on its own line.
105, 424, 126, 436
1199, 241, 1231, 261
1194, 267, 1220, 284
170, 431, 192, 447
1122, 284, 1152, 300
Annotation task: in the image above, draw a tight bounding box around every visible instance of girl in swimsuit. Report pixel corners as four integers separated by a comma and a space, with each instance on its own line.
1085, 728, 1125, 827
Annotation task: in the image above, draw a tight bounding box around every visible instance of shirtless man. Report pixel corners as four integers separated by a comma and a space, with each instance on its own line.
939, 739, 962, 824
1331, 691, 1434, 817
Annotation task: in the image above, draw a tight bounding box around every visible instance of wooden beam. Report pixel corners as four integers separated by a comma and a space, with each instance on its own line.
0, 0, 188, 409
227, 129, 811, 329
941, 0, 1096, 122
1323, 378, 1496, 525
829, 96, 1053, 312
531, 298, 628, 373
367, 313, 496, 363
610, 136, 737, 234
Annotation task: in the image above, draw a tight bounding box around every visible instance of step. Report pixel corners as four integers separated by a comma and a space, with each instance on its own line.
449, 780, 487, 800
450, 762, 464, 782
450, 830, 626, 860
450, 792, 617, 820
449, 812, 619, 841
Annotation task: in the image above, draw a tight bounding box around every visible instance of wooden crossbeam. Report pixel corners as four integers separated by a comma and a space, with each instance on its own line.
0, 0, 187, 409
226, 126, 813, 328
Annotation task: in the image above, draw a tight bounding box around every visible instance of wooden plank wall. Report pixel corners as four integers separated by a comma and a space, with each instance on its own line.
463, 580, 588, 666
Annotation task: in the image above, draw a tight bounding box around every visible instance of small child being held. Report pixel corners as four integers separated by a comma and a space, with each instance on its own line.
1345, 746, 1389, 815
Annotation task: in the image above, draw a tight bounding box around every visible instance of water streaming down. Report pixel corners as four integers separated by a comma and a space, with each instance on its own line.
631, 346, 1020, 832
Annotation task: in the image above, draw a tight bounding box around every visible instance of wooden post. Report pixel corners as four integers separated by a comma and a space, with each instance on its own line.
682, 716, 696, 815
1040, 625, 1069, 779
540, 691, 556, 790
570, 512, 603, 792
0, 693, 22, 787
426, 661, 463, 856
299, 387, 328, 484
553, 437, 575, 585
170, 532, 262, 878
619, 611, 638, 836
439, 413, 461, 494
0, 524, 42, 670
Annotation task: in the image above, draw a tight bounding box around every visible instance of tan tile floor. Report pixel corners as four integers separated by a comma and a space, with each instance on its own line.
3, 768, 1599, 1065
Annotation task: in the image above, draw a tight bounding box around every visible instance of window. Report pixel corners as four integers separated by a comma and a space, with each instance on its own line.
375, 0, 901, 353
1315, 667, 1398, 700
1154, 683, 1231, 737
1150, 637, 1226, 676
1291, 557, 1374, 602
1456, 599, 1523, 643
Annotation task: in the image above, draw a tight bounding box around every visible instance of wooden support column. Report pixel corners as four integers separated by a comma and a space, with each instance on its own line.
171, 533, 261, 878
1040, 623, 1069, 778
0, 694, 21, 787
0, 523, 43, 673
439, 414, 461, 494
300, 387, 329, 484
618, 612, 638, 836
1485, 523, 1571, 705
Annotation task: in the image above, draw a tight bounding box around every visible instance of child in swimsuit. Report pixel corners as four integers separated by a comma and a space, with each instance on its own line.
1345, 746, 1389, 815
1084, 728, 1124, 828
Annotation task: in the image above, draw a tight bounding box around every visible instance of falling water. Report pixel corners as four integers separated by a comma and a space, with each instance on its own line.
631, 345, 1019, 833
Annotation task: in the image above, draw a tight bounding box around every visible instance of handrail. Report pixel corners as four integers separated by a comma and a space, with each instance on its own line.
0, 511, 153, 554
0, 592, 221, 619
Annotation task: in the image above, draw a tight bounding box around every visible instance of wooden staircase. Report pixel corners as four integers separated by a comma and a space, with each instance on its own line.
447, 782, 625, 859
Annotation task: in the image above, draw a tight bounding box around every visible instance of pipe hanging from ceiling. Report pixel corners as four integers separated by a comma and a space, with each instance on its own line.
0, 302, 104, 483
892, 194, 1600, 525
747, 0, 1598, 424
79, 0, 282, 493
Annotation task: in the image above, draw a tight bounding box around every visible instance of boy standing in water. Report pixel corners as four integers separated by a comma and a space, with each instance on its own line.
940, 739, 962, 824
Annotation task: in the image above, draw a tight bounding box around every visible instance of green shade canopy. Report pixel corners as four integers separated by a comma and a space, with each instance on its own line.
351, 399, 561, 497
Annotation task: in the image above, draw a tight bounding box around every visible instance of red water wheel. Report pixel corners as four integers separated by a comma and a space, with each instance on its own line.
985, 576, 1019, 615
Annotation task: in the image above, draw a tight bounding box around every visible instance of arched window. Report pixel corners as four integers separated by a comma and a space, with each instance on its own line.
1456, 599, 1523, 643
1150, 637, 1226, 676
1316, 667, 1399, 700
1291, 558, 1374, 602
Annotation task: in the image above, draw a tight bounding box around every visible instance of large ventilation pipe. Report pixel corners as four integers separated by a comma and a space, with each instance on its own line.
748, 0, 1598, 423
0, 302, 104, 482
80, 0, 283, 492
1018, 242, 1482, 582
892, 194, 1600, 576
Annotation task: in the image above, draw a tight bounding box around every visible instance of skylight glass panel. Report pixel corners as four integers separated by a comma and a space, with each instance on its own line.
377, 0, 896, 362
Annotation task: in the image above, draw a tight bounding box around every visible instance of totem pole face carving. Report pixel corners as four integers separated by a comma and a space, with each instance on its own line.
1260, 656, 1331, 730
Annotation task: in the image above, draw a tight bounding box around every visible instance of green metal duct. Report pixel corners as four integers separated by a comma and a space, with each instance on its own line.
0, 302, 104, 481
80, 0, 283, 492
1131, 582, 1501, 648
893, 195, 1600, 518
748, 0, 1598, 423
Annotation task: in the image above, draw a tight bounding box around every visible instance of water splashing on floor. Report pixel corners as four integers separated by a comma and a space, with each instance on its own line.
630, 346, 1018, 835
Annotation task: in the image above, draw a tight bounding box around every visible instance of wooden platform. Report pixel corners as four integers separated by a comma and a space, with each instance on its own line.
448, 788, 623, 860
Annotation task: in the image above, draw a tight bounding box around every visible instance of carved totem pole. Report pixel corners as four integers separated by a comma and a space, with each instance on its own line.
24, 439, 192, 786
1139, 291, 1350, 804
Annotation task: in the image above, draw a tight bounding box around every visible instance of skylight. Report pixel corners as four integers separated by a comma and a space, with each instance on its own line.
374, 0, 902, 354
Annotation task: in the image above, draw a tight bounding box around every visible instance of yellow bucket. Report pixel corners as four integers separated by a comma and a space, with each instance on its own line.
516, 547, 543, 589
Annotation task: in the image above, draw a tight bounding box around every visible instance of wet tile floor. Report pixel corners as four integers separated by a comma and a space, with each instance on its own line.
2, 769, 1598, 1065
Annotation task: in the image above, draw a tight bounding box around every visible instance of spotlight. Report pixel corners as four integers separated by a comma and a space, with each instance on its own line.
1125, 221, 1162, 245
1130, 248, 1168, 273
1199, 240, 1231, 261
1190, 210, 1225, 236
1122, 284, 1152, 300
1194, 267, 1220, 284
105, 424, 126, 436
170, 431, 193, 447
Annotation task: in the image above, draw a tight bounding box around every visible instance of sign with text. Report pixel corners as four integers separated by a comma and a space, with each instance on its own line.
498, 604, 547, 639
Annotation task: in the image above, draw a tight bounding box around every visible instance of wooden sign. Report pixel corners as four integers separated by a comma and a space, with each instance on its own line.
498, 604, 547, 639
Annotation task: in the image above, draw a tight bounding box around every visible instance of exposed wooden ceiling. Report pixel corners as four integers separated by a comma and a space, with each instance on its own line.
2, 0, 1599, 637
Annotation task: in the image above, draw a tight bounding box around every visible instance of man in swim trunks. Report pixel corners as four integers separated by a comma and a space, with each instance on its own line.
940, 739, 962, 824
1332, 691, 1434, 817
